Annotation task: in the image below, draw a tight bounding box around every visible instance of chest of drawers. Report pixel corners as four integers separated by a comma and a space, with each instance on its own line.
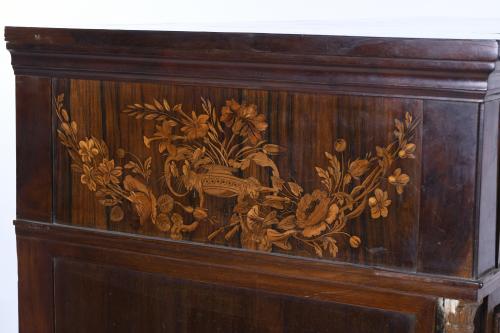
6, 26, 500, 332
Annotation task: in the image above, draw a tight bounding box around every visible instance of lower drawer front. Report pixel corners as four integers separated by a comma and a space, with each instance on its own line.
54, 258, 416, 333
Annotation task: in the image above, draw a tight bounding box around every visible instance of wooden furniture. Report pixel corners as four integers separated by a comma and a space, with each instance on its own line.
5, 26, 500, 332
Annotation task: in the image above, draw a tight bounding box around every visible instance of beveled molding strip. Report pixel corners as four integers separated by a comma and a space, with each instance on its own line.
14, 219, 500, 302
5, 27, 500, 101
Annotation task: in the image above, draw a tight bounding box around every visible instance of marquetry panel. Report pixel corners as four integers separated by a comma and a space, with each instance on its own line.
52, 79, 422, 270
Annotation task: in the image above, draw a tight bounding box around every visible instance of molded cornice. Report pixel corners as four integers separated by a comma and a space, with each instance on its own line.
5, 26, 500, 101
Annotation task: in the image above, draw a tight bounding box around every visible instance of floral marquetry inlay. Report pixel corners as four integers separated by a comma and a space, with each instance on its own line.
55, 93, 418, 258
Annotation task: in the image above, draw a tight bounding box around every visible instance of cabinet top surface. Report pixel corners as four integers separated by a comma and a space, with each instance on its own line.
4, 18, 500, 39
5, 24, 500, 61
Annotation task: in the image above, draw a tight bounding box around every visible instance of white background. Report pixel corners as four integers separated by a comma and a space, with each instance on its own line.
1, 1, 500, 331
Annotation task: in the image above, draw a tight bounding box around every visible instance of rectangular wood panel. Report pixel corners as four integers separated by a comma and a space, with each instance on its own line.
477, 100, 499, 276
53, 79, 422, 271
16, 237, 54, 333
16, 76, 52, 221
417, 100, 479, 277
54, 258, 416, 333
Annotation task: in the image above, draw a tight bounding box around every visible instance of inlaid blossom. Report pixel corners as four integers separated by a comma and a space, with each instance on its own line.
231, 103, 268, 144
334, 138, 347, 152
181, 112, 209, 140
240, 206, 293, 251
398, 142, 416, 159
220, 99, 240, 127
80, 164, 97, 191
266, 229, 296, 250
388, 168, 410, 194
97, 158, 122, 185
296, 190, 330, 238
149, 120, 178, 154
368, 188, 391, 219
349, 235, 361, 248
325, 203, 339, 224
348, 159, 369, 179
240, 205, 272, 251
78, 138, 99, 163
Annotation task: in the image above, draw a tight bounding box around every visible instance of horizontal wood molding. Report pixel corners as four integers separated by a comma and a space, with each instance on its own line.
5, 27, 500, 101
14, 218, 500, 302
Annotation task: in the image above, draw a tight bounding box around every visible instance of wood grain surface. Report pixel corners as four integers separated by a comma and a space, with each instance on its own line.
7, 27, 500, 333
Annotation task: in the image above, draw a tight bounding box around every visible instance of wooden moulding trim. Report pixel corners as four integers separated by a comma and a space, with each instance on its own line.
5, 27, 500, 101
14, 219, 499, 302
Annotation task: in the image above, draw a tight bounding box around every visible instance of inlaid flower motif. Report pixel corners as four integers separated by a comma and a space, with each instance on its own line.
239, 205, 271, 250
348, 159, 369, 179
220, 99, 240, 127
325, 203, 339, 224
296, 190, 331, 238
80, 164, 97, 191
181, 111, 209, 140
334, 138, 347, 152
368, 188, 391, 219
246, 205, 271, 226
97, 158, 122, 185
231, 103, 268, 144
156, 120, 176, 140
349, 235, 361, 248
56, 93, 418, 260
266, 229, 296, 250
240, 205, 293, 251
398, 142, 416, 159
388, 168, 410, 194
151, 120, 178, 154
78, 138, 99, 163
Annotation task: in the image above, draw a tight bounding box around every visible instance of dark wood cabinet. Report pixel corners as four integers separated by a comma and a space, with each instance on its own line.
6, 26, 500, 332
